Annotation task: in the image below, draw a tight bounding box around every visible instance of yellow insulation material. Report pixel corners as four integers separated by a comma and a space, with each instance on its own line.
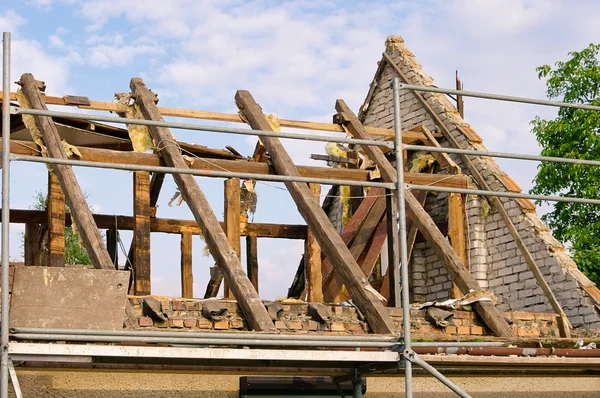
325, 143, 353, 225
114, 93, 154, 153
266, 114, 280, 132
15, 90, 48, 158
409, 153, 436, 173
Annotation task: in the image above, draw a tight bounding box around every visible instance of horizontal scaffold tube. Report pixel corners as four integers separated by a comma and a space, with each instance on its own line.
13, 107, 394, 149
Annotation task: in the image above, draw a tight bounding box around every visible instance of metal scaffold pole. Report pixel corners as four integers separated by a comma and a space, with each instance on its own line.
1, 31, 12, 398
392, 77, 413, 398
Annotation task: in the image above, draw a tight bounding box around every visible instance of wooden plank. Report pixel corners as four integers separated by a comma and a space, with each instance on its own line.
246, 235, 259, 294
306, 183, 323, 303
24, 223, 41, 266
10, 267, 129, 330
385, 190, 400, 307
106, 227, 119, 268
236, 90, 395, 334
382, 55, 571, 338
131, 78, 273, 331
47, 172, 65, 267
2, 90, 433, 140
448, 193, 467, 299
2, 208, 307, 239
17, 73, 113, 270
3, 139, 469, 188
133, 171, 151, 295
149, 172, 165, 217
322, 195, 387, 302
180, 232, 193, 299
223, 178, 242, 299
336, 99, 514, 337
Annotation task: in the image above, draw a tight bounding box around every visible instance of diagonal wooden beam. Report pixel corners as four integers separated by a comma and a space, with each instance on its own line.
18, 73, 113, 270
130, 78, 273, 331
322, 195, 387, 302
236, 90, 395, 334
336, 99, 515, 338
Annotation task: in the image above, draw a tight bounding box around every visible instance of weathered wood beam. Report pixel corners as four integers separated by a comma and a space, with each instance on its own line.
246, 235, 259, 294
2, 90, 435, 140
180, 232, 193, 299
4, 139, 469, 188
106, 227, 119, 268
336, 98, 514, 338
24, 223, 41, 266
306, 183, 323, 303
2, 208, 306, 239
223, 178, 242, 299
149, 172, 165, 217
47, 171, 65, 267
417, 125, 460, 175
236, 90, 395, 334
17, 73, 113, 270
133, 171, 151, 295
448, 192, 467, 299
322, 195, 386, 302
131, 78, 273, 331
385, 190, 400, 307
383, 55, 571, 338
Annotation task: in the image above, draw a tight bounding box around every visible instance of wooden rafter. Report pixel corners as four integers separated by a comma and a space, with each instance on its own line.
3, 139, 469, 188
17, 73, 113, 270
336, 98, 515, 338
2, 90, 434, 141
236, 90, 395, 334
130, 78, 273, 331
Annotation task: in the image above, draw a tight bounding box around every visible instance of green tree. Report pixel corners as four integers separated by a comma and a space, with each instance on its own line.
531, 43, 600, 285
25, 190, 92, 265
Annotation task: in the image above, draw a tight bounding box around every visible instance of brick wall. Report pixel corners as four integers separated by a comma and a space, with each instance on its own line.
127, 297, 560, 338
359, 36, 600, 329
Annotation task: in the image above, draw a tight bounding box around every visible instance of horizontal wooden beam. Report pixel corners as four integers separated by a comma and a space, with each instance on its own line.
1, 208, 307, 239
3, 140, 469, 188
2, 90, 433, 141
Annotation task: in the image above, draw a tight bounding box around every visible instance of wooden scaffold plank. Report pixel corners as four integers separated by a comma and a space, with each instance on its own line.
130, 78, 273, 331
336, 98, 514, 338
17, 73, 113, 269
236, 90, 395, 334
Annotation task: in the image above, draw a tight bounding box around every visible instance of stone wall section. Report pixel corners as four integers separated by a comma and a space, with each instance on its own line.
359, 36, 600, 329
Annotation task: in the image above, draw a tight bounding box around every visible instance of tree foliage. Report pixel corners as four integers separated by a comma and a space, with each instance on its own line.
28, 190, 92, 265
531, 43, 600, 284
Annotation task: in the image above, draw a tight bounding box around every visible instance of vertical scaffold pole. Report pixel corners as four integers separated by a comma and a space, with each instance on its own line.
392, 77, 412, 397
1, 31, 12, 398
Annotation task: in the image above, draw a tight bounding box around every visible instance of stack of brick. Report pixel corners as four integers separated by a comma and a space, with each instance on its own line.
358, 35, 600, 330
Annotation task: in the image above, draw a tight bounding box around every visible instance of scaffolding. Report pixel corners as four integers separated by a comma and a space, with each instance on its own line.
2, 31, 600, 397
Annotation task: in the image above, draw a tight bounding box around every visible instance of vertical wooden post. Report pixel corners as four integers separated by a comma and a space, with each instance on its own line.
385, 189, 400, 307
224, 178, 241, 299
47, 171, 65, 267
24, 223, 41, 266
246, 235, 259, 293
448, 193, 467, 298
180, 232, 193, 299
106, 227, 119, 269
305, 183, 323, 303
133, 171, 151, 295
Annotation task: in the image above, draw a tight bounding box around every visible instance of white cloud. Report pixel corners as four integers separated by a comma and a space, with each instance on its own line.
85, 43, 165, 68
48, 34, 65, 49
0, 9, 27, 34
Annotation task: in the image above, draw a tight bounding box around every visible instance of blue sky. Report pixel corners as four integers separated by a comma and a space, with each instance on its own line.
1, 0, 599, 299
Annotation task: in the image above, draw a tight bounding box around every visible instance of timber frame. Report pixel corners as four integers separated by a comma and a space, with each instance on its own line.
0, 70, 542, 338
